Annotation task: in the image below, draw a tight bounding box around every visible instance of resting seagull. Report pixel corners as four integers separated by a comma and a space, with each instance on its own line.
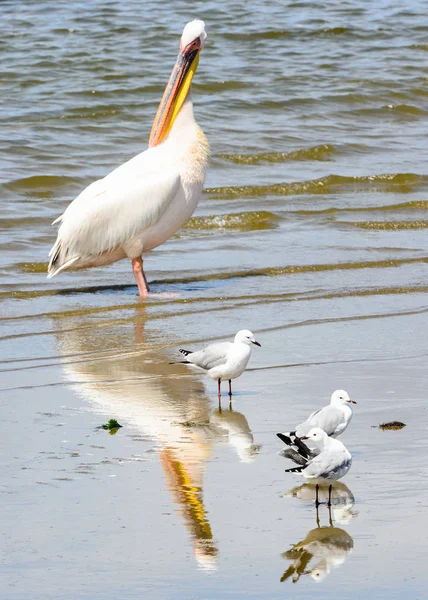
277, 389, 356, 458
285, 428, 352, 505
178, 329, 261, 401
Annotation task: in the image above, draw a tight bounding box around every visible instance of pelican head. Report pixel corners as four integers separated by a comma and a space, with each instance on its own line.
234, 329, 261, 347
149, 19, 206, 147
330, 389, 356, 406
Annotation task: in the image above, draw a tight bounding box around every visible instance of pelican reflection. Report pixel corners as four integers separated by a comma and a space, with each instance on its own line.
52, 306, 259, 570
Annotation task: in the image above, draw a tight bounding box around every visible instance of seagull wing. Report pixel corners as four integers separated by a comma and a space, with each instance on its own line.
311, 406, 348, 437
186, 342, 232, 371
295, 408, 322, 437
303, 449, 347, 479
296, 406, 343, 438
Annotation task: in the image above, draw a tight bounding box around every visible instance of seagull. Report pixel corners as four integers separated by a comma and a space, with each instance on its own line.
277, 389, 356, 455
178, 330, 261, 401
285, 428, 352, 505
48, 20, 209, 297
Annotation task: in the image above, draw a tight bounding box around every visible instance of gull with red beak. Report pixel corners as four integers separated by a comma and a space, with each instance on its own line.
277, 390, 356, 459
48, 20, 209, 297
178, 330, 261, 403
284, 428, 353, 506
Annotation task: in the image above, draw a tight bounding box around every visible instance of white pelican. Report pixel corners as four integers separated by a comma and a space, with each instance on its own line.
48, 20, 209, 297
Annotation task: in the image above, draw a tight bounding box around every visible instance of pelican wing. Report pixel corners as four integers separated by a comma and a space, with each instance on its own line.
187, 342, 232, 371
48, 165, 180, 275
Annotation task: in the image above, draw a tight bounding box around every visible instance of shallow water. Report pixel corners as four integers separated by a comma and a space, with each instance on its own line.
1, 1, 428, 598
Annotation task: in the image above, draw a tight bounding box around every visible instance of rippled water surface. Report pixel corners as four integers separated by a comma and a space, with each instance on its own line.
2, 1, 428, 598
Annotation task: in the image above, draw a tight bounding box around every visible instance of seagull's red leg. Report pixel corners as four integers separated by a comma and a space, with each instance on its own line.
132, 257, 149, 298
217, 378, 221, 400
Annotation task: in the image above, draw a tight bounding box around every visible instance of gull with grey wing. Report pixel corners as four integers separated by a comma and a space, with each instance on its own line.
285, 428, 352, 506
178, 329, 261, 402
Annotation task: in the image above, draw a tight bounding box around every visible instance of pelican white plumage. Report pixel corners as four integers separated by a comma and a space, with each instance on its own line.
48, 20, 209, 297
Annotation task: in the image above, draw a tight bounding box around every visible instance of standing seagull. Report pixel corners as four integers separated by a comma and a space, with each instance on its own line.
48, 20, 210, 297
178, 330, 261, 401
285, 428, 352, 505
277, 389, 356, 450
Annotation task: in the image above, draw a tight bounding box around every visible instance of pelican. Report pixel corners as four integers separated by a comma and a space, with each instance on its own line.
48, 20, 209, 297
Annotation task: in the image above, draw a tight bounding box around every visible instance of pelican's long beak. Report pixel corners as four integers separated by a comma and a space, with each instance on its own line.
149, 39, 201, 148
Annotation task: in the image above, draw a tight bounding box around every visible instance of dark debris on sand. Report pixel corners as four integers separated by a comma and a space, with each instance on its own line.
378, 421, 406, 431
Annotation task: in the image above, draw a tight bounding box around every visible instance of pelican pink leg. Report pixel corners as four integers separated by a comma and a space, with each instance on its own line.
132, 257, 149, 298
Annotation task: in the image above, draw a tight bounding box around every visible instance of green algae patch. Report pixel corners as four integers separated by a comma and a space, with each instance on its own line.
98, 419, 123, 435
219, 144, 338, 165
342, 220, 428, 230
206, 173, 428, 199
17, 262, 49, 273
185, 211, 281, 232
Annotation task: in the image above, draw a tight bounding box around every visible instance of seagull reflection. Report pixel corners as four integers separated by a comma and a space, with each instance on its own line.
286, 482, 356, 525
281, 482, 355, 584
210, 407, 261, 463
280, 514, 354, 584
52, 306, 258, 571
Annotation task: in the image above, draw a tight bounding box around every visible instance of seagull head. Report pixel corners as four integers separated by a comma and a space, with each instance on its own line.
330, 389, 356, 406
234, 329, 261, 347
309, 560, 331, 583
300, 427, 328, 446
